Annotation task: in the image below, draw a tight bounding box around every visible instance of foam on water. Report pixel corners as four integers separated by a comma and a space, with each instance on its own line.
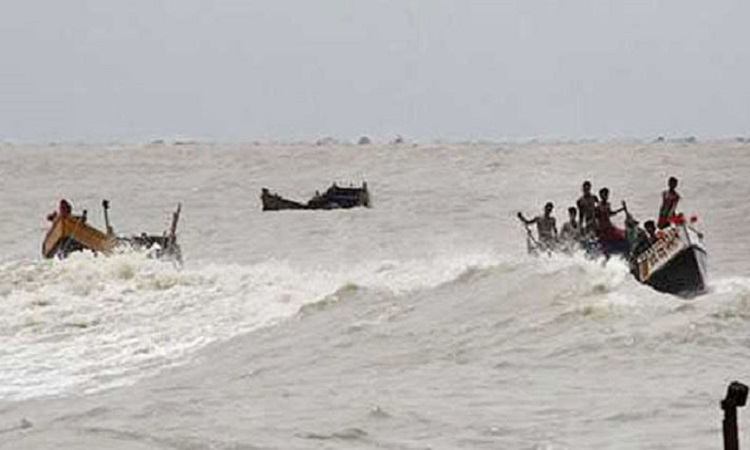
0, 249, 506, 400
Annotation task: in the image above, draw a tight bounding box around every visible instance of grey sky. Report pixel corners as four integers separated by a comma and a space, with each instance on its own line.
2, 0, 749, 141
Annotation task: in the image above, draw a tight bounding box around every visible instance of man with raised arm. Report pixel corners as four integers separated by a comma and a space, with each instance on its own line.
518, 202, 558, 250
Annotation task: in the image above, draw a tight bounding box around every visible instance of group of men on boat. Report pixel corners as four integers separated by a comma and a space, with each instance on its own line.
517, 177, 683, 261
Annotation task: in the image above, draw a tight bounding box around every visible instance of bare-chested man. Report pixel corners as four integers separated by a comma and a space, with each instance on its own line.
560, 206, 582, 242
517, 202, 558, 249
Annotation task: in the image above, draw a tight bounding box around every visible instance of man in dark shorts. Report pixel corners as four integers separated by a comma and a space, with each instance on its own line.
576, 181, 599, 233
518, 202, 558, 250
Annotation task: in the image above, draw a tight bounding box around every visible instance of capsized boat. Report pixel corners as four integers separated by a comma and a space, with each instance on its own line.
42, 199, 182, 262
261, 182, 370, 211
631, 223, 707, 296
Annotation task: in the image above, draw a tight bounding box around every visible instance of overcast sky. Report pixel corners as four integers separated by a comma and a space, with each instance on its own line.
2, 0, 749, 141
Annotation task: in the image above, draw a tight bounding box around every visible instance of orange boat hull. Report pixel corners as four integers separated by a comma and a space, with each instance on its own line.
42, 216, 116, 259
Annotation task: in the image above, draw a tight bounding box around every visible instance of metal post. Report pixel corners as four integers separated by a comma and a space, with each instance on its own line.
722, 381, 748, 450
724, 400, 739, 450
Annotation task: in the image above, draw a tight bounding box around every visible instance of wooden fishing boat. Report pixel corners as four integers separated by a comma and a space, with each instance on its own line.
42, 200, 182, 262
42, 214, 116, 259
523, 220, 708, 297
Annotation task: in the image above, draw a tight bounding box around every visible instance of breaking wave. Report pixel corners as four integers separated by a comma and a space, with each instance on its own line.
3, 247, 748, 402
0, 250, 503, 400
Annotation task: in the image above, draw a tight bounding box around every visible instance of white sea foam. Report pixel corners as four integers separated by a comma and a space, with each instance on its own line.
0, 248, 505, 400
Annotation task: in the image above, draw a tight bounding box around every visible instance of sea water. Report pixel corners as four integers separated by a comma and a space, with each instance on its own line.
1, 140, 749, 449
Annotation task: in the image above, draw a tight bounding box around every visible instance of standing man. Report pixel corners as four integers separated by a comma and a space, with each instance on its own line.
518, 202, 557, 250
658, 176, 681, 229
596, 188, 629, 255
518, 202, 558, 251
576, 181, 599, 234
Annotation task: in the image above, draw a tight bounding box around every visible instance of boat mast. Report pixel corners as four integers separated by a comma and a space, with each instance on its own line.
102, 199, 114, 235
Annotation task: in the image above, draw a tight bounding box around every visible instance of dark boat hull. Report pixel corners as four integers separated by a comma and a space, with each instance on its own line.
633, 224, 707, 297
260, 193, 308, 211
261, 183, 370, 211
642, 245, 707, 296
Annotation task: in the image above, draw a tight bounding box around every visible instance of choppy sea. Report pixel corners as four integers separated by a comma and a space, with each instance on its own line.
1, 140, 750, 449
